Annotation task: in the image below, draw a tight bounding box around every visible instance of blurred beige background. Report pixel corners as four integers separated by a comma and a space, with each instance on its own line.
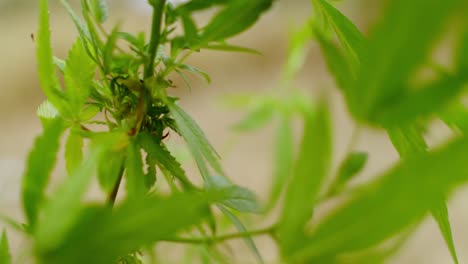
1, 0, 468, 263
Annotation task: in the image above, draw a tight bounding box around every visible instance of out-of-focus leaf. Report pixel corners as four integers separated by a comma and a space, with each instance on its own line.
35, 132, 128, 253
279, 101, 332, 256
218, 206, 264, 264
312, 0, 365, 69
65, 129, 84, 175
37, 100, 60, 127
168, 101, 224, 177
178, 63, 211, 83
89, 0, 109, 23
203, 43, 261, 55
283, 21, 312, 80
0, 229, 11, 264
388, 125, 459, 264
102, 25, 119, 74
233, 100, 276, 132
291, 135, 468, 261
139, 132, 194, 189
97, 146, 125, 192
180, 11, 199, 46
53, 56, 66, 72
200, 0, 274, 43
37, 0, 67, 114
38, 192, 216, 264
79, 105, 100, 121
266, 116, 294, 211
64, 38, 95, 116
176, 0, 229, 12
439, 101, 468, 133
314, 29, 353, 102
209, 176, 260, 213
373, 76, 467, 128
352, 0, 463, 120
330, 152, 367, 193
455, 15, 468, 76
125, 140, 147, 199
22, 118, 65, 230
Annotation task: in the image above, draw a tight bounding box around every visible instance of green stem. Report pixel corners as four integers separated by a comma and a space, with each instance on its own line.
144, 0, 167, 79
107, 163, 125, 206
163, 225, 276, 244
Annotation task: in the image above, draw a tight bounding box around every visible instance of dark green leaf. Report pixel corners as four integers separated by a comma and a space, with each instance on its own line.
291, 135, 468, 261
65, 129, 84, 175
279, 101, 332, 256
200, 0, 274, 43
139, 132, 194, 190
455, 13, 468, 76
22, 118, 65, 229
176, 0, 229, 12
37, 0, 67, 114
266, 116, 294, 211
180, 11, 199, 46
352, 0, 463, 120
0, 229, 11, 264
218, 206, 264, 264
39, 192, 216, 264
203, 43, 261, 55
125, 140, 147, 199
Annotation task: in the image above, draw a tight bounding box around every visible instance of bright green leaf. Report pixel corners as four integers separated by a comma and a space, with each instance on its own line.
0, 229, 11, 264
22, 118, 65, 229
89, 0, 109, 23
203, 43, 261, 55
64, 38, 95, 115
37, 100, 60, 127
97, 147, 125, 192
125, 140, 147, 199
279, 101, 332, 256
329, 151, 368, 194
353, 0, 463, 120
35, 132, 128, 253
209, 175, 260, 213
38, 192, 216, 264
266, 116, 294, 211
65, 129, 84, 175
37, 0, 67, 114
232, 99, 276, 132
291, 135, 468, 261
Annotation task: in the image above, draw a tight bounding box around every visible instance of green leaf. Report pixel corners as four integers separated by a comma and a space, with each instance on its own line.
283, 20, 313, 80
37, 100, 60, 127
168, 101, 224, 177
178, 63, 211, 83
138, 132, 194, 190
266, 116, 294, 211
311, 0, 365, 70
176, 0, 229, 12
373, 76, 467, 128
203, 43, 261, 55
97, 146, 125, 192
432, 199, 459, 264
89, 0, 109, 23
200, 0, 274, 43
439, 101, 468, 133
64, 38, 95, 115
22, 118, 65, 229
330, 151, 368, 193
352, 0, 463, 120
125, 140, 147, 199
314, 28, 353, 102
291, 135, 468, 261
35, 132, 128, 253
39, 192, 216, 264
388, 125, 459, 264
0, 230, 11, 264
218, 206, 264, 264
65, 129, 84, 175
180, 11, 199, 46
232, 99, 276, 132
209, 175, 260, 213
279, 101, 332, 256
37, 0, 66, 114
455, 14, 468, 76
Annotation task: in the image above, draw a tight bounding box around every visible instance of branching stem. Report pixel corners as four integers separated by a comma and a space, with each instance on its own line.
144, 0, 167, 79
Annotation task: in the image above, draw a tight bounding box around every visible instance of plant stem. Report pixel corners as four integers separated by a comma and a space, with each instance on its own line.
163, 225, 276, 244
144, 0, 166, 79
107, 164, 125, 206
